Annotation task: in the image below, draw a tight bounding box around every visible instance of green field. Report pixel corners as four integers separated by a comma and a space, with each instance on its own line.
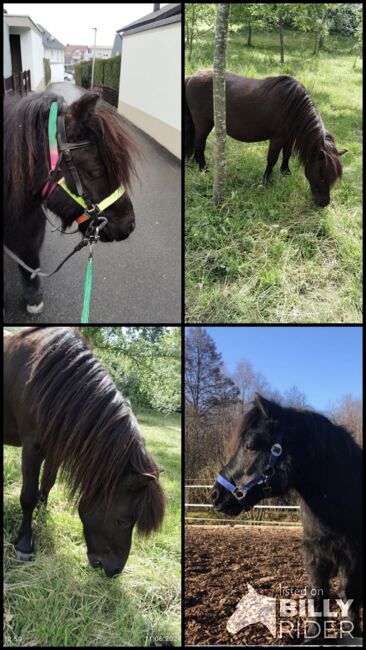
185, 29, 362, 323
4, 410, 181, 647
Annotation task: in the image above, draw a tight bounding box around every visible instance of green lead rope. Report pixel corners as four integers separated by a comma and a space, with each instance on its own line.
81, 257, 94, 323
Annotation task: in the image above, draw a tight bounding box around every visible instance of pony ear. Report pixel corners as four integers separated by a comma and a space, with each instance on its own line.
69, 93, 100, 123
254, 393, 271, 418
123, 472, 156, 491
336, 148, 348, 157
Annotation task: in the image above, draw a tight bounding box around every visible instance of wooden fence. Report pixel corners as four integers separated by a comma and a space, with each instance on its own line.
3, 70, 31, 96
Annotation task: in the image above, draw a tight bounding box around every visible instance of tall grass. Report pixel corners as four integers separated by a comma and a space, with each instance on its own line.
4, 410, 181, 647
185, 29, 362, 323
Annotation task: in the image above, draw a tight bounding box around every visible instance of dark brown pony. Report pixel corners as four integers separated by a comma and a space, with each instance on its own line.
185, 70, 347, 207
211, 394, 362, 638
4, 92, 139, 314
4, 327, 165, 578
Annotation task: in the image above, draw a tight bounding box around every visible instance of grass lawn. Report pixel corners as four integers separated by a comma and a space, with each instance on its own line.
185, 29, 362, 323
4, 410, 181, 647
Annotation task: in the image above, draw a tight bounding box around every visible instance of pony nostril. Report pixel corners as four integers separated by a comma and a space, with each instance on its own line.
112, 567, 122, 577
211, 490, 218, 501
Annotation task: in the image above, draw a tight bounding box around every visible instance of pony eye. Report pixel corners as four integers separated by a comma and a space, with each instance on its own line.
245, 441, 255, 451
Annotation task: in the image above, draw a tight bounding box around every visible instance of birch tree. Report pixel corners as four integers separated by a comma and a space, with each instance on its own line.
213, 3, 230, 204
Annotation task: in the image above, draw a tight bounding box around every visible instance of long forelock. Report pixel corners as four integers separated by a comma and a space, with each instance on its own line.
323, 133, 343, 186
71, 100, 140, 191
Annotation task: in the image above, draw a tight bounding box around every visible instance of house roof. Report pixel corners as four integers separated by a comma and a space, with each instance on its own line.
117, 3, 181, 36
65, 45, 89, 55
4, 14, 43, 37
111, 33, 122, 57
37, 24, 64, 50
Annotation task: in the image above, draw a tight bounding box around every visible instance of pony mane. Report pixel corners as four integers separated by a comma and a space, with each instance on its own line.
4, 92, 59, 216
4, 92, 139, 219
261, 75, 342, 185
24, 327, 164, 535
231, 397, 361, 465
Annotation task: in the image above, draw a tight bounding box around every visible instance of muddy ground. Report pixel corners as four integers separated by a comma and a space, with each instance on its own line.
185, 525, 362, 646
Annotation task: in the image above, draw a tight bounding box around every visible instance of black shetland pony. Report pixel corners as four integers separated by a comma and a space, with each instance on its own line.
4, 92, 138, 314
185, 70, 347, 207
211, 393, 362, 637
4, 327, 165, 578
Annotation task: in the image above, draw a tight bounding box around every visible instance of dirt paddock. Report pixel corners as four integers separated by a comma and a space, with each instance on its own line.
185, 525, 362, 646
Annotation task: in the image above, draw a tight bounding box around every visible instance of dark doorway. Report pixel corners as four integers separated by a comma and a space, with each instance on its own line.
10, 34, 22, 74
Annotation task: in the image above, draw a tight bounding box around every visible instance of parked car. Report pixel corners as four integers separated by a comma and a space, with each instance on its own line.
64, 72, 74, 81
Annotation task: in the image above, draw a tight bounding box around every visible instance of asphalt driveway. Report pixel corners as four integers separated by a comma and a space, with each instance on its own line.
4, 83, 181, 324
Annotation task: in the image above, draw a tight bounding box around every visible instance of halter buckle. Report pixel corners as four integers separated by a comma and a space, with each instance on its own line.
232, 486, 245, 500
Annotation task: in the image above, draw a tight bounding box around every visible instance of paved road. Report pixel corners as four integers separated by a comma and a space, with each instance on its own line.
4, 83, 181, 324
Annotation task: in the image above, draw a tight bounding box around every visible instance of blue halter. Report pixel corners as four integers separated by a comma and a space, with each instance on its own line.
215, 433, 284, 502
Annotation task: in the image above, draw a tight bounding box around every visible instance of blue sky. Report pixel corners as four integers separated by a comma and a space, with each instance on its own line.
199, 327, 362, 411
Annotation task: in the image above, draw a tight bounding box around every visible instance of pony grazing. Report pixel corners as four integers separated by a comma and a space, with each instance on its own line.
4, 91, 139, 314
185, 70, 347, 207
211, 393, 362, 638
4, 327, 165, 578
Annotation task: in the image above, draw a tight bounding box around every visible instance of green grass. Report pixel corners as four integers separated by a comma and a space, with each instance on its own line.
4, 410, 181, 647
185, 28, 362, 323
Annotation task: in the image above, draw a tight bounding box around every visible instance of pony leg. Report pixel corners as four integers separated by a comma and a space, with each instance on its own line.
39, 456, 58, 505
303, 544, 332, 639
19, 258, 44, 315
280, 141, 293, 175
194, 119, 213, 171
14, 442, 44, 560
17, 218, 45, 314
263, 139, 283, 182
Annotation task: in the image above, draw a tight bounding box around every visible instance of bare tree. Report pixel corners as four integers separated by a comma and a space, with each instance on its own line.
233, 360, 269, 414
328, 395, 362, 447
213, 3, 230, 203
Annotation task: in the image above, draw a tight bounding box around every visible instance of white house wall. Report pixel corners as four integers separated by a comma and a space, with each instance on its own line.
21, 29, 45, 91
50, 63, 64, 82
119, 22, 181, 158
44, 47, 65, 83
4, 20, 12, 77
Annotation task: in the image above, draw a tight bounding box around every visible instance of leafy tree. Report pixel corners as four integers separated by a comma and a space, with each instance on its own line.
80, 327, 181, 413
185, 4, 216, 62
229, 4, 265, 46
329, 3, 362, 36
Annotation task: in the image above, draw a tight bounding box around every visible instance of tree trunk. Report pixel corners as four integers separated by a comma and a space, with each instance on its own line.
213, 3, 230, 204
279, 14, 284, 64
247, 23, 252, 47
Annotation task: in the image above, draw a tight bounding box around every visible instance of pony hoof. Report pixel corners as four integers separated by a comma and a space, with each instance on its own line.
26, 301, 44, 314
15, 550, 35, 562
281, 169, 291, 176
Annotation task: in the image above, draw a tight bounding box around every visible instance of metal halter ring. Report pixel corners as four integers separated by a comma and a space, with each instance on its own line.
233, 487, 245, 500
271, 443, 283, 457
